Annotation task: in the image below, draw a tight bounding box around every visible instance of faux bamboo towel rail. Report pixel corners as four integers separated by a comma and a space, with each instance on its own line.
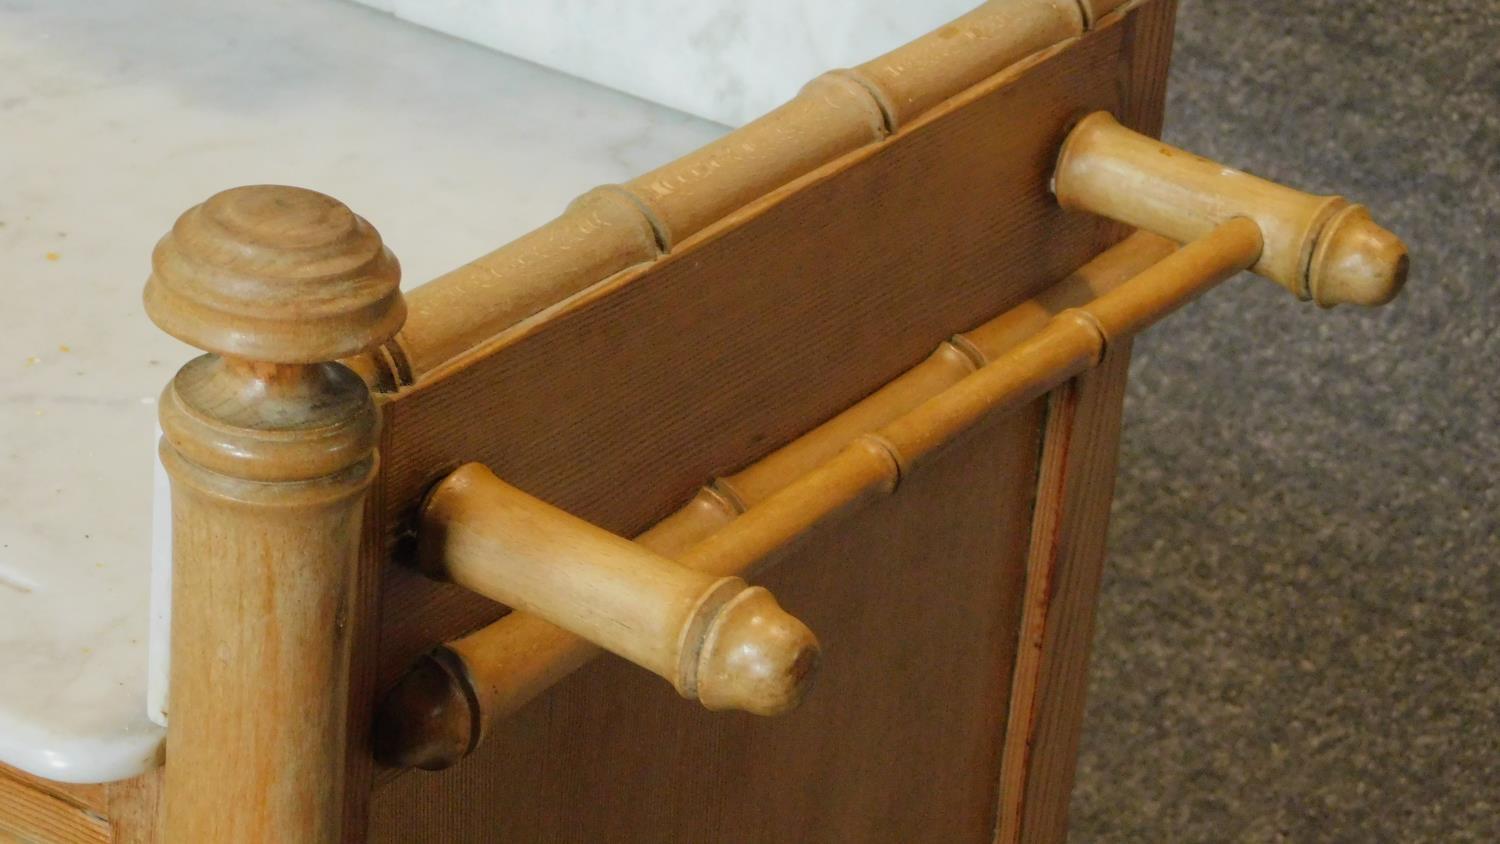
373, 223, 1259, 770
374, 98, 1409, 768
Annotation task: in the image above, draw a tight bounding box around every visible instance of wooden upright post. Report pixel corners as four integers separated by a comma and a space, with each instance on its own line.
145, 185, 404, 841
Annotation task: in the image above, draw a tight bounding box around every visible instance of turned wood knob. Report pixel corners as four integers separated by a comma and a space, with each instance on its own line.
145, 184, 405, 363
417, 463, 820, 716
1054, 112, 1408, 307
145, 186, 405, 482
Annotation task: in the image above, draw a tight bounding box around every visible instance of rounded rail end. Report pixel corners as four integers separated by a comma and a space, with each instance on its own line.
695, 587, 821, 717
372, 649, 478, 772
1310, 205, 1409, 307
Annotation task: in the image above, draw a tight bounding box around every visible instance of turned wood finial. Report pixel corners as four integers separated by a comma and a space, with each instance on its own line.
146, 186, 405, 485
147, 185, 404, 842
145, 184, 405, 363
1054, 112, 1408, 307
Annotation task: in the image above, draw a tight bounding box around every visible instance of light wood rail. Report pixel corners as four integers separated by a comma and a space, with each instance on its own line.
352, 0, 1113, 387
373, 220, 1262, 770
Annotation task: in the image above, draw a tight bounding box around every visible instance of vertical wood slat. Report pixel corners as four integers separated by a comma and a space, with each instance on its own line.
339, 410, 395, 843
994, 340, 1135, 843
992, 5, 1177, 833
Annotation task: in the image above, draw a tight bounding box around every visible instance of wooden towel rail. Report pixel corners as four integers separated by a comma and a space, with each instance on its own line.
373, 218, 1261, 770
137, 6, 1192, 836
371, 110, 1407, 772
366, 229, 1170, 769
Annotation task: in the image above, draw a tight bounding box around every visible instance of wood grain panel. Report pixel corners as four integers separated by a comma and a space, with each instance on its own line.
372, 0, 1177, 688
0, 766, 105, 817
371, 401, 1045, 843
994, 342, 1135, 843
0, 766, 108, 843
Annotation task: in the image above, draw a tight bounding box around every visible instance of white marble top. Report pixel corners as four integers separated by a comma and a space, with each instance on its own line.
0, 0, 722, 784
357, 0, 977, 126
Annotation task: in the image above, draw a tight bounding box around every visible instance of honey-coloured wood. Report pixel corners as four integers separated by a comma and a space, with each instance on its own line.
417, 463, 820, 716
846, 0, 1083, 131
7, 1, 1431, 840
0, 764, 109, 843
1078, 0, 1136, 25
375, 186, 661, 386
146, 185, 404, 843
621, 72, 886, 250
1055, 111, 1409, 306
0, 762, 161, 843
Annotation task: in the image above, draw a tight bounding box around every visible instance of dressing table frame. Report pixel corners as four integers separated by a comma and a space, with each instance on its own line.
0, 0, 1410, 840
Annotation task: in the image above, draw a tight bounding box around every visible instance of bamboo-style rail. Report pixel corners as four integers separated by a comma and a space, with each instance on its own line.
370, 98, 1411, 770
347, 0, 1141, 390
372, 221, 1264, 770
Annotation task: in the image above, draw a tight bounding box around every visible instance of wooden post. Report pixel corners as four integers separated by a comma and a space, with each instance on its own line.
145, 185, 404, 842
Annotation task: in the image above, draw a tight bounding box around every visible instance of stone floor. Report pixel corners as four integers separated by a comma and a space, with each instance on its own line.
1069, 1, 1500, 840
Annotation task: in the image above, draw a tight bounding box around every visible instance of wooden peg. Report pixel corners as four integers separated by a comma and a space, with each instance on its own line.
417, 463, 820, 716
146, 185, 404, 842
1053, 111, 1408, 306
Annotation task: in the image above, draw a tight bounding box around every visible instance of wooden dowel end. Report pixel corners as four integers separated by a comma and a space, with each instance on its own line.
1054, 111, 1408, 307
692, 586, 822, 716
371, 648, 478, 772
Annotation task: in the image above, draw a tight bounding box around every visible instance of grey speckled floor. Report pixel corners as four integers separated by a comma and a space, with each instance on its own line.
1067, 0, 1499, 841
